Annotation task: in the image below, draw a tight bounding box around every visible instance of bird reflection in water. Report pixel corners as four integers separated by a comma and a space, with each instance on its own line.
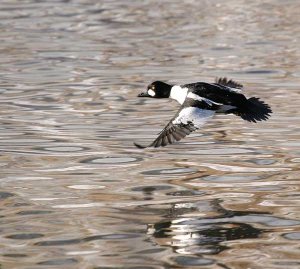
147, 200, 265, 255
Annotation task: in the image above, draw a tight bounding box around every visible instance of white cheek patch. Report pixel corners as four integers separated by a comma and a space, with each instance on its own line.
148, 89, 155, 96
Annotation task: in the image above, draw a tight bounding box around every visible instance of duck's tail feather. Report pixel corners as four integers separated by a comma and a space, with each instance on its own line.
229, 97, 272, 123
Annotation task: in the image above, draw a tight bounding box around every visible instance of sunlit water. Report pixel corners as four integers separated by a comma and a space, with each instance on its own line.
1, 0, 300, 268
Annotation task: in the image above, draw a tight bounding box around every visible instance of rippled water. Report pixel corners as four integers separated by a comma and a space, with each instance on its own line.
1, 0, 300, 268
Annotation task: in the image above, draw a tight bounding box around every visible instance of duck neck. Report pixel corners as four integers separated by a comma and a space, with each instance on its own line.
170, 85, 188, 104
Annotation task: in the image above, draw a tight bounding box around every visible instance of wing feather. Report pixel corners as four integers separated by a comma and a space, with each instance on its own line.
134, 105, 215, 148
215, 77, 243, 89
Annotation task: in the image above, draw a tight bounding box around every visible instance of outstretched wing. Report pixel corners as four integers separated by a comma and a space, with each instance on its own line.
134, 100, 216, 148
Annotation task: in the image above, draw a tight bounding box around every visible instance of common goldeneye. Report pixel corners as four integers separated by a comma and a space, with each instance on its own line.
135, 78, 272, 148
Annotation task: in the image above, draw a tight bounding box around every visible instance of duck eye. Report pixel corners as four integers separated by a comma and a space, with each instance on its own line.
152, 86, 155, 90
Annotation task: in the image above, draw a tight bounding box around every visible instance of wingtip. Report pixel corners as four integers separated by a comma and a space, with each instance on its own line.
133, 142, 148, 149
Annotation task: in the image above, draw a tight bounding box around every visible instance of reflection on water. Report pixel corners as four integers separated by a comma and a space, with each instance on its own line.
148, 200, 265, 256
1, 0, 300, 268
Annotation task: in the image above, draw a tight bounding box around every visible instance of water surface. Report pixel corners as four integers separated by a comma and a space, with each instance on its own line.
1, 0, 300, 268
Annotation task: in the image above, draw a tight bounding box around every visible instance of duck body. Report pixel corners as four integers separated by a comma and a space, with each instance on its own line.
170, 81, 243, 105
135, 78, 272, 148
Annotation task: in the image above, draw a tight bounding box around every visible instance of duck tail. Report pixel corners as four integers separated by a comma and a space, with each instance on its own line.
231, 97, 272, 122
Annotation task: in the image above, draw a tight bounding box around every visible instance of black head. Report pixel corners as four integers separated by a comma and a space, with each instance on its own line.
138, 81, 172, 98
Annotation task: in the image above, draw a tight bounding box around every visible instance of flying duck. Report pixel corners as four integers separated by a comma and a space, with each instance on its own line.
134, 78, 272, 148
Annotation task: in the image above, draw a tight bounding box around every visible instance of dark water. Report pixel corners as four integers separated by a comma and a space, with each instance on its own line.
1, 0, 300, 268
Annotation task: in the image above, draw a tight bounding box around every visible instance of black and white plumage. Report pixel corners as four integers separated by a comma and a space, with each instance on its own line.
135, 78, 272, 148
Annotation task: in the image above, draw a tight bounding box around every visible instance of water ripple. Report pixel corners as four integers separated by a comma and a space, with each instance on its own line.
171, 256, 215, 266
6, 233, 44, 240
142, 168, 197, 176
81, 156, 142, 164
37, 258, 78, 266
35, 233, 140, 246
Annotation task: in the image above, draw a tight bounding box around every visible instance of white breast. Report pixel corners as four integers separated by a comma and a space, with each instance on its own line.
170, 85, 188, 104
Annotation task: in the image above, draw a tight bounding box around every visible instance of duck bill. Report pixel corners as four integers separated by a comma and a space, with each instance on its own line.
137, 92, 151, 97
